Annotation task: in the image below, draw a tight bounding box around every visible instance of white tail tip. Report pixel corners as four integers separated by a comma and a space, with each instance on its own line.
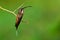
16, 30, 18, 36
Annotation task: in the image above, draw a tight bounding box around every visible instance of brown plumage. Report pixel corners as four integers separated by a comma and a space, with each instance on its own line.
15, 8, 23, 30
15, 6, 32, 30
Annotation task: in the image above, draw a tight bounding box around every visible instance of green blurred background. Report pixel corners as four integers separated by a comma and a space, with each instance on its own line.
0, 0, 60, 40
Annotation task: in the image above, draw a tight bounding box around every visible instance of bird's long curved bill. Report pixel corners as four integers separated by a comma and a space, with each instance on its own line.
21, 6, 32, 9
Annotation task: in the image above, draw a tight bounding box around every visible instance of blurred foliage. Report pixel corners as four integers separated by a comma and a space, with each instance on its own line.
0, 0, 60, 40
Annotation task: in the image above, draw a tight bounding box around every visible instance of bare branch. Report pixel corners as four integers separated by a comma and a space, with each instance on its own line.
13, 3, 24, 12
0, 6, 17, 17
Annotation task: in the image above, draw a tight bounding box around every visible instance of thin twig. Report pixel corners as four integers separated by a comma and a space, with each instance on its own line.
0, 3, 24, 17
0, 6, 17, 17
13, 3, 24, 12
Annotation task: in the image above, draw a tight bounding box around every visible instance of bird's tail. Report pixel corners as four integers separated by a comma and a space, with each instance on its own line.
15, 24, 18, 36
16, 30, 18, 36
15, 23, 18, 30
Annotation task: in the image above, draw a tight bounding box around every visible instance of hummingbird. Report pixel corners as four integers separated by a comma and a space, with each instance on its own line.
15, 6, 32, 30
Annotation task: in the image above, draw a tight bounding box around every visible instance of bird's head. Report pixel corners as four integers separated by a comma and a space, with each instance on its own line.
18, 6, 32, 14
